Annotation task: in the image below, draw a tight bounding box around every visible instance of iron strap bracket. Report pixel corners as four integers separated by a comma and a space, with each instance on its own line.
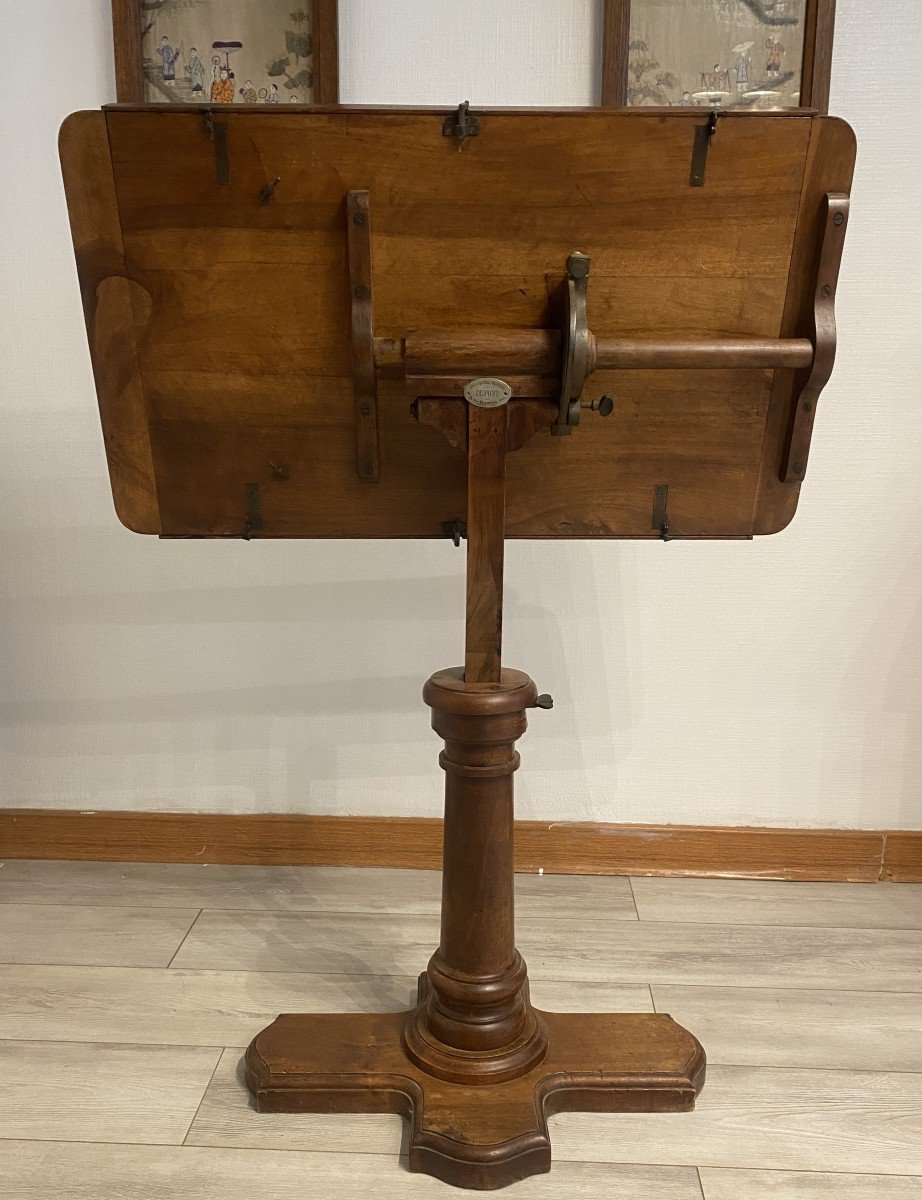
346, 190, 381, 482
781, 192, 850, 483
690, 112, 718, 187
203, 109, 230, 187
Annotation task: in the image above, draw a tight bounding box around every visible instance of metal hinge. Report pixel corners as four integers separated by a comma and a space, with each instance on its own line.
442, 101, 480, 148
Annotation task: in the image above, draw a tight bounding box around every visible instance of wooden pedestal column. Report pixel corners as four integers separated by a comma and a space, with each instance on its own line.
403, 667, 548, 1084
245, 401, 705, 1190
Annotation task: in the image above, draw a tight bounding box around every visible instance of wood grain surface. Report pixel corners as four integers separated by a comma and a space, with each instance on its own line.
0, 808, 896, 881
58, 107, 855, 540
882, 833, 922, 883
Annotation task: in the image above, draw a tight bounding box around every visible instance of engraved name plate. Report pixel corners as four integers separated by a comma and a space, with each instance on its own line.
463, 378, 513, 408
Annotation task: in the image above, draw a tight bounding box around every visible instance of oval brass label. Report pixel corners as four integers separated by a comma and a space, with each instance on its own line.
463, 377, 512, 409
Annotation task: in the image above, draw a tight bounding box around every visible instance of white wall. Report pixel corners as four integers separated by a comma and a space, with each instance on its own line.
1, 1, 920, 830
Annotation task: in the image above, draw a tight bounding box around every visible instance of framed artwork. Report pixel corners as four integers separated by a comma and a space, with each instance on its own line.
602, 0, 836, 111
111, 0, 339, 105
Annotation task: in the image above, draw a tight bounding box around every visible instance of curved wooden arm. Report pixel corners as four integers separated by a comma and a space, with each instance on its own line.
781, 193, 850, 483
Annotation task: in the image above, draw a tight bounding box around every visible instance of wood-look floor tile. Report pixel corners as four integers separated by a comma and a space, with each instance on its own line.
700, 1168, 922, 1198
170, 909, 440, 975
632, 878, 922, 928
171, 909, 922, 991
651, 985, 922, 1071
0, 1140, 704, 1199
0, 965, 416, 1046
0, 860, 636, 922
183, 1047, 401, 1152
520, 919, 922, 990
0, 903, 200, 967
0, 861, 441, 914
0, 964, 651, 1047
0, 1041, 220, 1144
552, 1065, 922, 1175
524, 978, 654, 1013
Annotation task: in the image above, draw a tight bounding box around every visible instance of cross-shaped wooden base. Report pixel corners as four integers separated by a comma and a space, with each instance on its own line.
246, 974, 705, 1190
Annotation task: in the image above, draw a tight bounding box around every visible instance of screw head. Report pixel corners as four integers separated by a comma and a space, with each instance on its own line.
354, 284, 369, 301
353, 211, 366, 226
821, 284, 832, 298
833, 212, 845, 227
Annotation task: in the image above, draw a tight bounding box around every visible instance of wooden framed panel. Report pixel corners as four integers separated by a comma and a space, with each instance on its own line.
110, 0, 339, 105
602, 0, 836, 112
59, 106, 854, 541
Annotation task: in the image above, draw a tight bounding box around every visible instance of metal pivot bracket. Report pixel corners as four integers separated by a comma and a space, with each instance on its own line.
442, 101, 480, 149
346, 190, 381, 482
781, 192, 850, 483
552, 253, 592, 436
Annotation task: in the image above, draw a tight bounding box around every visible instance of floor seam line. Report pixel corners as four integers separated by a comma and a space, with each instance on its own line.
167, 909, 204, 968
180, 1049, 225, 1146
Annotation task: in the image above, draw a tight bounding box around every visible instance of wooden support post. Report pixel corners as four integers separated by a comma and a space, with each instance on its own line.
464, 405, 507, 684
245, 395, 705, 1190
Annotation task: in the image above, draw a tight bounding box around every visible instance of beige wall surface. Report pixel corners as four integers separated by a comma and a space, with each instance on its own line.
1, 1, 919, 830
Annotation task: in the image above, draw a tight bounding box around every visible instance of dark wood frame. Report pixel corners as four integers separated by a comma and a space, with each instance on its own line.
110, 0, 339, 104
602, 0, 837, 112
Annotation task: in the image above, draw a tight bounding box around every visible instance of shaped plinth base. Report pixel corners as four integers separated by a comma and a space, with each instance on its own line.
245, 977, 705, 1191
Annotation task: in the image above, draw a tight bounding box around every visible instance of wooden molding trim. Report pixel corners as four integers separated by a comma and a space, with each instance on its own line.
1, 809, 916, 882
880, 832, 922, 883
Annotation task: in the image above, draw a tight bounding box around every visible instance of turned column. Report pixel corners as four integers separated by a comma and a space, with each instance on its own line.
403, 402, 548, 1084
403, 667, 548, 1082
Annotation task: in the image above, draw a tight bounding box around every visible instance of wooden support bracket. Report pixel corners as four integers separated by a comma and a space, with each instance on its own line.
781, 193, 850, 483
346, 190, 380, 482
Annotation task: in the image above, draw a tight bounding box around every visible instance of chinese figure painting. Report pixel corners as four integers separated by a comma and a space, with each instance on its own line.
140, 1, 314, 105
628, 0, 808, 109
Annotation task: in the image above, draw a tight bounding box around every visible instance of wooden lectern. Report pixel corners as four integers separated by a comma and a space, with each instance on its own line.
61, 103, 855, 1190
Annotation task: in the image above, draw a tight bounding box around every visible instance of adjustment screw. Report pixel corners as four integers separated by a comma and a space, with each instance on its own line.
581, 395, 614, 416
534, 694, 554, 710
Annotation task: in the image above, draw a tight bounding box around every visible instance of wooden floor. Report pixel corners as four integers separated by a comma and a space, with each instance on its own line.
1, 861, 921, 1197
